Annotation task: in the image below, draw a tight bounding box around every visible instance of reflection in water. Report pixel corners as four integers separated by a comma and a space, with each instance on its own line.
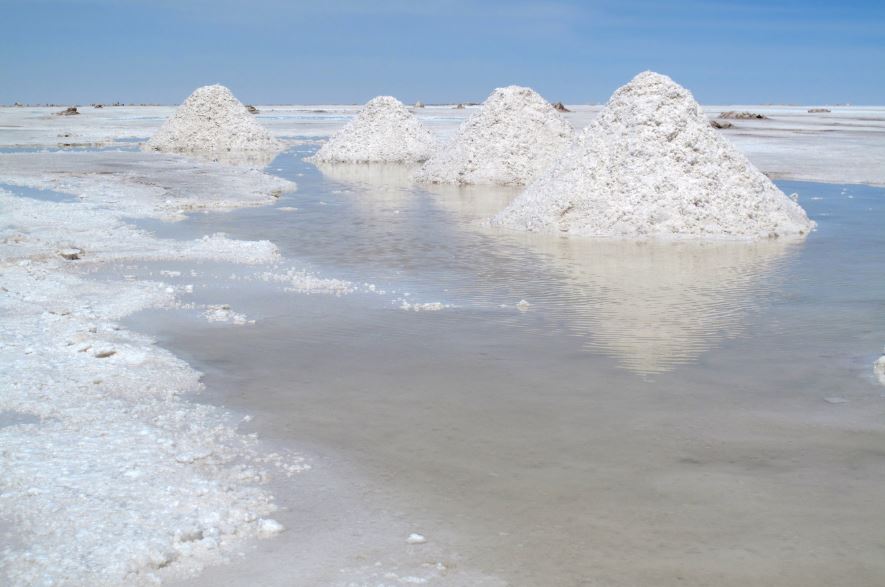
420, 182, 804, 374
528, 236, 803, 373
314, 161, 420, 203
170, 147, 283, 167
420, 180, 805, 374
421, 182, 520, 220
188, 151, 808, 376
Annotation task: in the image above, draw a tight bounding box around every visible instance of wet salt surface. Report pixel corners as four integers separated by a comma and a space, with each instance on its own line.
0, 182, 76, 202
120, 149, 885, 586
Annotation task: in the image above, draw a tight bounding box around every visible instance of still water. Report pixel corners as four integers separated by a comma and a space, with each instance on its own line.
129, 148, 885, 586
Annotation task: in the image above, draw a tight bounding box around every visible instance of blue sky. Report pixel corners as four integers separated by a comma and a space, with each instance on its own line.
1, 0, 882, 105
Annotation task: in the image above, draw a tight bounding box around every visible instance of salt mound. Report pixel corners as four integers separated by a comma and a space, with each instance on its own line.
308, 96, 437, 164
493, 72, 815, 240
415, 86, 575, 186
145, 84, 282, 157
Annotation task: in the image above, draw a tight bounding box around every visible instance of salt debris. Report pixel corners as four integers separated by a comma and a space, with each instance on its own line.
493, 71, 815, 240
875, 352, 885, 386
406, 533, 427, 544
719, 111, 768, 120
308, 96, 437, 164
415, 85, 574, 185
203, 304, 254, 325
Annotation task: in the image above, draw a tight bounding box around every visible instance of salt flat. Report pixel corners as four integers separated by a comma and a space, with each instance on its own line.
1, 104, 884, 587
1, 103, 884, 186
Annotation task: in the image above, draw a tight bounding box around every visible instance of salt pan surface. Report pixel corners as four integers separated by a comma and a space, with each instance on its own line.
308, 96, 436, 164
415, 86, 574, 186
493, 72, 815, 240
0, 157, 305, 585
144, 85, 283, 161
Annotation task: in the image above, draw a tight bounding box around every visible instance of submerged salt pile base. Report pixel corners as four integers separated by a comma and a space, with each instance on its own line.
493, 72, 815, 240
415, 85, 574, 186
144, 84, 283, 160
307, 96, 437, 164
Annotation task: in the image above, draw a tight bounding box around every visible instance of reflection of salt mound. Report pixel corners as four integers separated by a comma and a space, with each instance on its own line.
494, 72, 815, 240
314, 162, 419, 190
315, 163, 421, 209
424, 183, 522, 221
415, 86, 575, 186
308, 96, 437, 163
144, 85, 283, 160
537, 237, 801, 373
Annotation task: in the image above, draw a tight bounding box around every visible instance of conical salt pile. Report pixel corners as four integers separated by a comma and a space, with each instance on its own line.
145, 84, 282, 156
415, 86, 575, 186
493, 72, 814, 240
308, 96, 437, 164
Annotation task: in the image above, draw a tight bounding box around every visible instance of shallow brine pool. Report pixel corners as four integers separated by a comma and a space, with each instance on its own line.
126, 148, 885, 586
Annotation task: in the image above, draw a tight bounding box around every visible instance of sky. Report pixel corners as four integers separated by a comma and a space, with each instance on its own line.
1, 0, 883, 105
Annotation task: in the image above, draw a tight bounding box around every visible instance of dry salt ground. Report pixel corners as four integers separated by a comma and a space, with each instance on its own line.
493, 72, 815, 240
307, 96, 437, 164
144, 85, 283, 162
415, 86, 575, 186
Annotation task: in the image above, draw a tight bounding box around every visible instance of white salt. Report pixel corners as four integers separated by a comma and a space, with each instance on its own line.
415, 85, 575, 186
308, 96, 437, 164
406, 533, 427, 544
257, 518, 285, 537
492, 72, 815, 240
875, 353, 885, 386
144, 84, 283, 158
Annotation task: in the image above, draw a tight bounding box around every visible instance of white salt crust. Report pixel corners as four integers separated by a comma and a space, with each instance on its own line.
415, 86, 575, 186
308, 96, 437, 164
0, 158, 309, 585
0, 151, 295, 223
875, 353, 885, 386
493, 72, 815, 240
144, 85, 283, 162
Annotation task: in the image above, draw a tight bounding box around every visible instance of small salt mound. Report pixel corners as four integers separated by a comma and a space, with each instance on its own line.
415, 86, 575, 186
493, 72, 815, 240
308, 96, 437, 164
145, 84, 282, 157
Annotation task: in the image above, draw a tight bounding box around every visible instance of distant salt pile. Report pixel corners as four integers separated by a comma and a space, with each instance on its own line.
493, 72, 814, 240
415, 86, 574, 186
145, 84, 282, 157
719, 111, 768, 120
308, 96, 437, 164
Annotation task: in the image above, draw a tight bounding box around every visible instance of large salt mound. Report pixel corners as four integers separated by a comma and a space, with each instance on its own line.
145, 84, 282, 157
493, 72, 815, 240
415, 86, 575, 186
308, 96, 437, 164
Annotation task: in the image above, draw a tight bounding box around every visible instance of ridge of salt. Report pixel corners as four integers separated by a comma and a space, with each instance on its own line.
415, 85, 575, 186
308, 96, 437, 164
145, 84, 282, 156
492, 71, 815, 240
